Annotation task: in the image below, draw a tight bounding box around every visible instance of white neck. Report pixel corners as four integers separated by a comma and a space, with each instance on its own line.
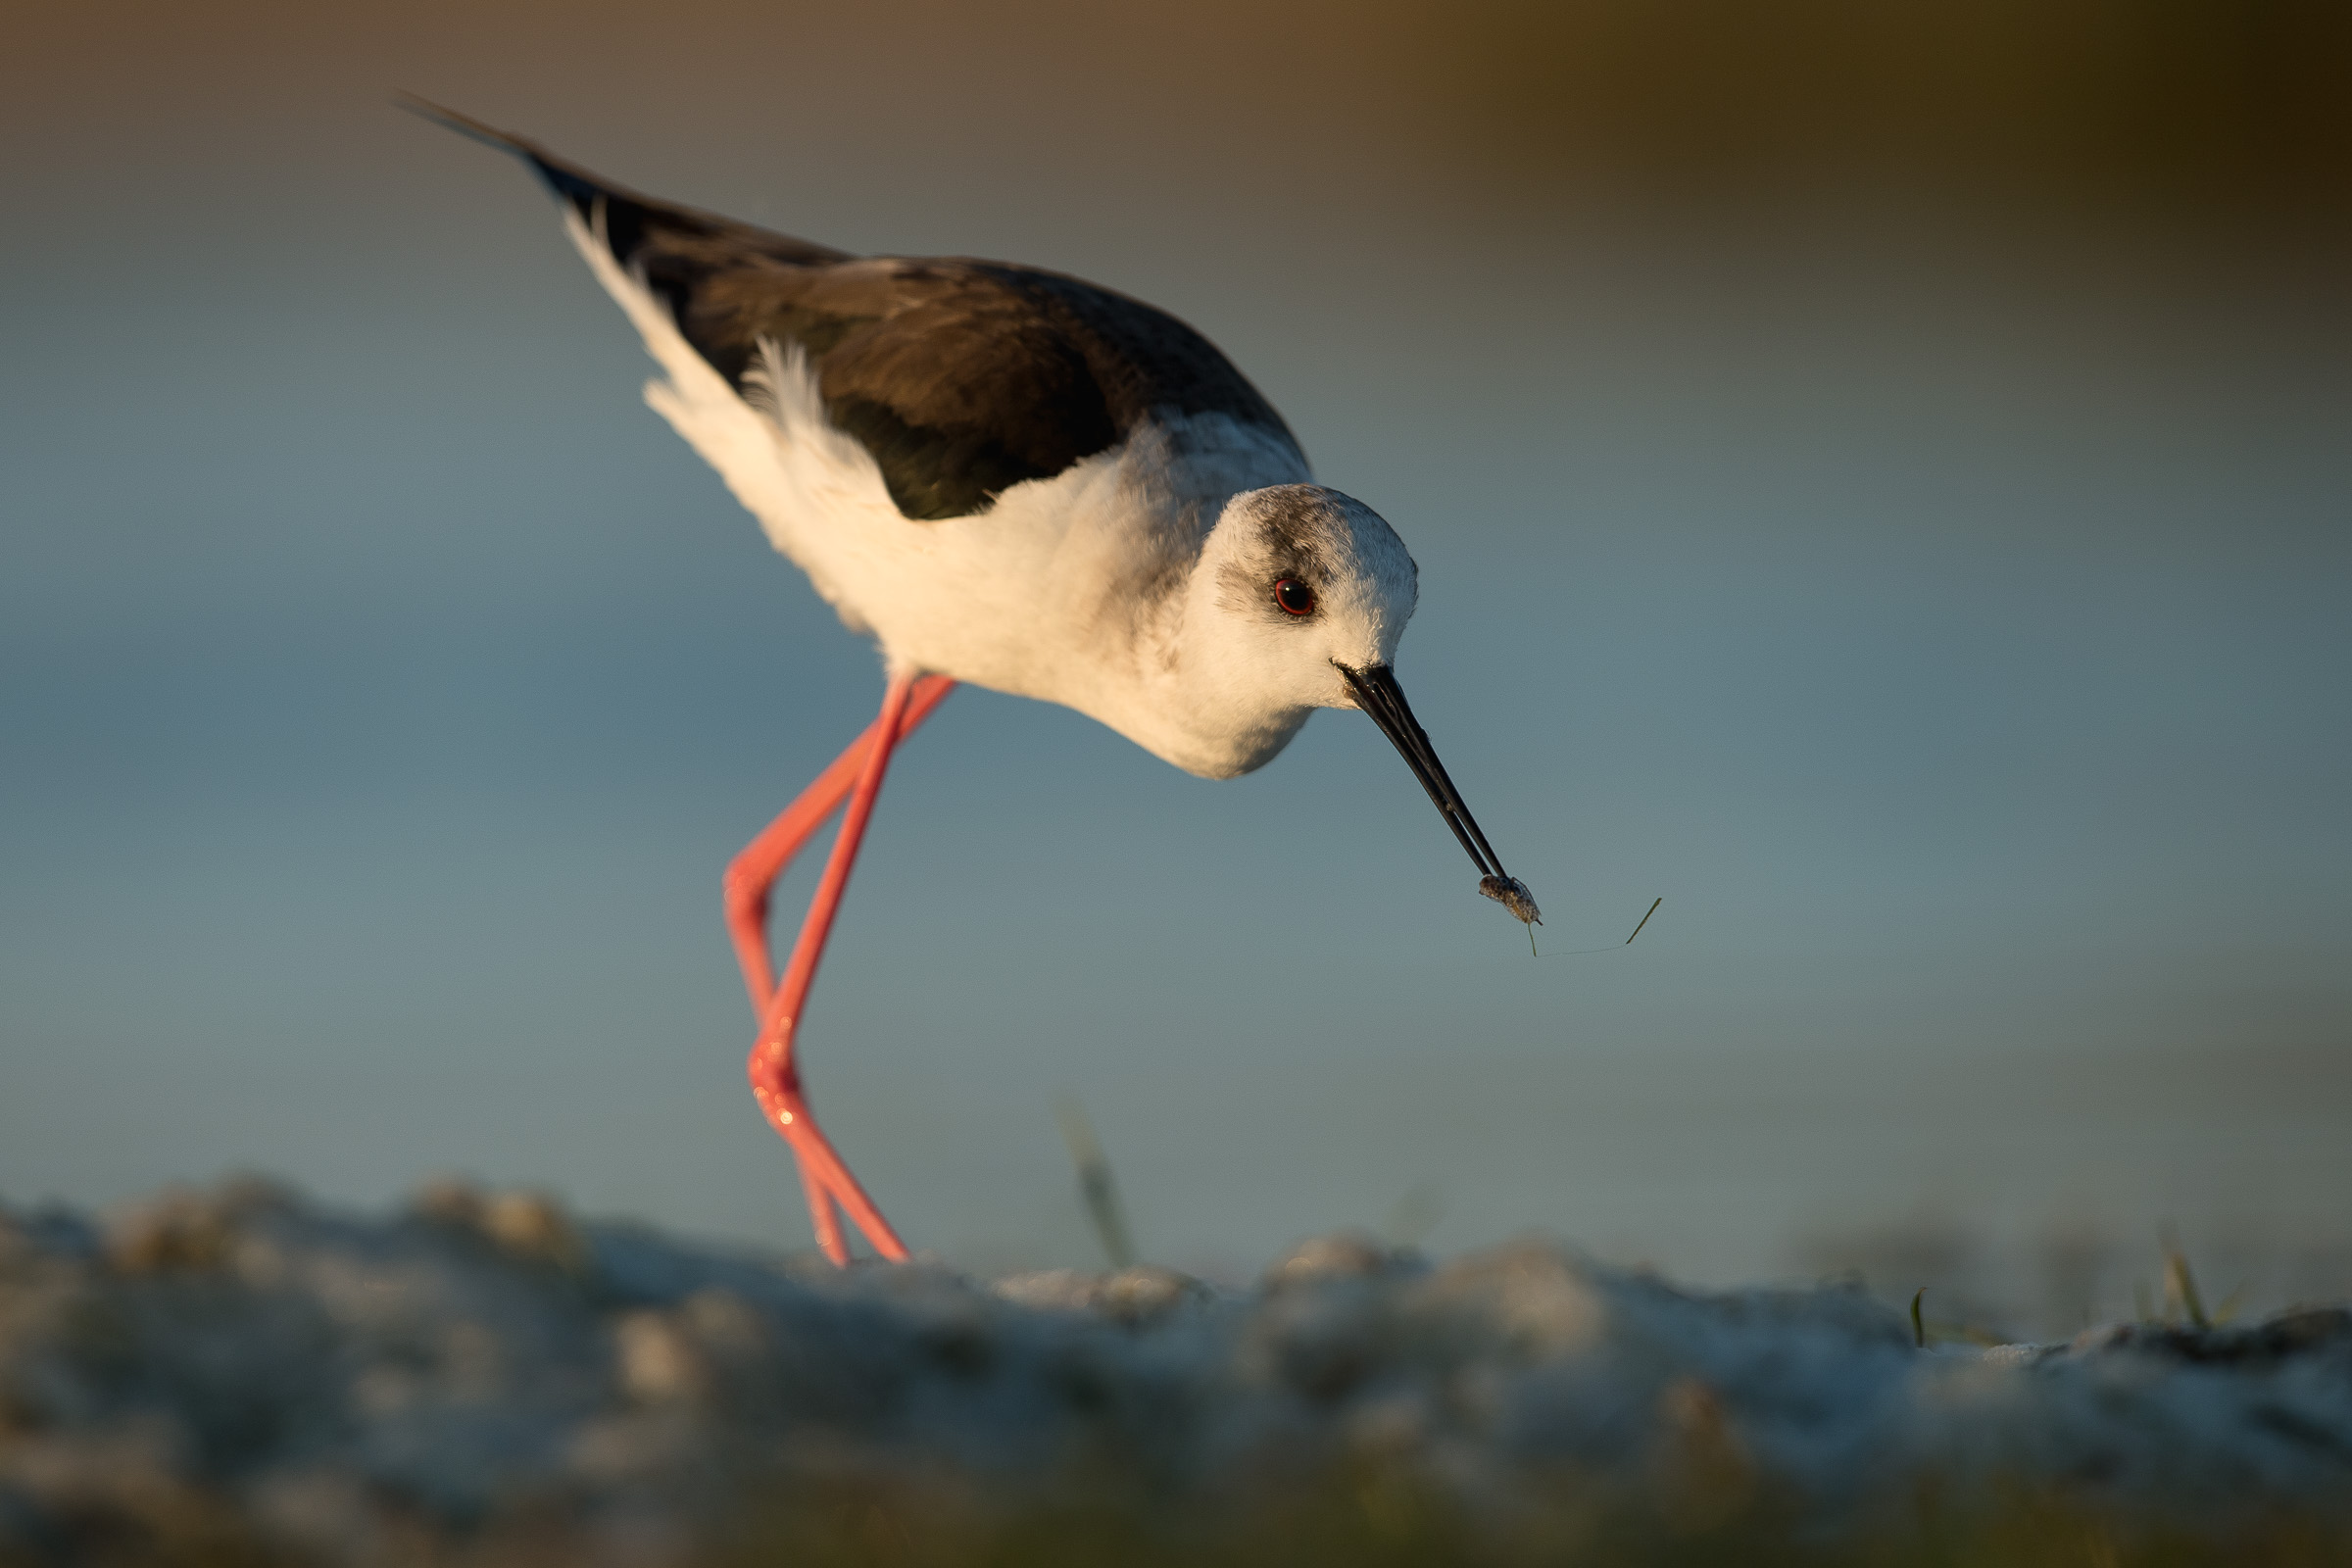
1077, 583, 1318, 779
991, 418, 1318, 778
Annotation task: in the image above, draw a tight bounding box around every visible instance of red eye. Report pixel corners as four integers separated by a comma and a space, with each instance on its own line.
1273, 578, 1316, 616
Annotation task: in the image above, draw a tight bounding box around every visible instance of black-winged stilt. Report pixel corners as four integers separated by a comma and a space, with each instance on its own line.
416, 103, 1539, 1266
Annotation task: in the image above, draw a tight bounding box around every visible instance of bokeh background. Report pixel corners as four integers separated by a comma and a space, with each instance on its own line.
5, 0, 2348, 1337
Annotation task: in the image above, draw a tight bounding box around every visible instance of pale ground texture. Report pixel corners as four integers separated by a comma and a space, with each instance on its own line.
2, 1181, 2349, 1567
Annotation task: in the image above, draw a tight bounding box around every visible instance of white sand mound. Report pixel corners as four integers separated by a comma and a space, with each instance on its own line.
1, 1181, 2346, 1564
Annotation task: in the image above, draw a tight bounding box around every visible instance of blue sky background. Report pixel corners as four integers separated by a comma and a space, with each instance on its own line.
5, 1, 2347, 1329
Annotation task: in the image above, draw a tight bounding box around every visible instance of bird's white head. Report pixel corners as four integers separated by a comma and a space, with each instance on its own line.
1167, 484, 1418, 771
1151, 483, 1538, 929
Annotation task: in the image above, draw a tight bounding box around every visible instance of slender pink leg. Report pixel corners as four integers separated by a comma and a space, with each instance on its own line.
726, 689, 953, 1256
723, 674, 956, 1015
742, 670, 934, 1265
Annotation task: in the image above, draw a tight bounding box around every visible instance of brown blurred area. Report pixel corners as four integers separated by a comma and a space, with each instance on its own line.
1413, 0, 2352, 218
7, 0, 2348, 230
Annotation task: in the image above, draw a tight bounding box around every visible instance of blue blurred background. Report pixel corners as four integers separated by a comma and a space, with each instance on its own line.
5, 0, 2347, 1333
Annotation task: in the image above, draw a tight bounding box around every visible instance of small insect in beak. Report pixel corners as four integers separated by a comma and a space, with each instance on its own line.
1338, 662, 1542, 950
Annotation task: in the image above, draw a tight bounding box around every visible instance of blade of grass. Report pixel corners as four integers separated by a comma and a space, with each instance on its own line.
1625, 897, 1662, 944
2161, 1231, 2210, 1330
1053, 1096, 1136, 1270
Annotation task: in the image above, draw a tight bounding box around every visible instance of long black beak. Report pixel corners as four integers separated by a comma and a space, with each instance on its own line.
1338, 662, 1540, 923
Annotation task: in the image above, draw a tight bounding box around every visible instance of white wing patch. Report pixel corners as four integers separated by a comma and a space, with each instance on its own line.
563, 207, 892, 631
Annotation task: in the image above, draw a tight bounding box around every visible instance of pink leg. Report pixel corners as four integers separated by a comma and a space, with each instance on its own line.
740, 671, 940, 1265
723, 674, 956, 1015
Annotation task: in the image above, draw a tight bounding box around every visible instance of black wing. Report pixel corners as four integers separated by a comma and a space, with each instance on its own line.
411, 100, 1301, 520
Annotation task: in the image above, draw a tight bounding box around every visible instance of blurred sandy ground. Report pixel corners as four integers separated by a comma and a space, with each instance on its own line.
2, 1, 2347, 1337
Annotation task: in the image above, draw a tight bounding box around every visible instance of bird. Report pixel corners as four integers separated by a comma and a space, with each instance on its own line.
415, 101, 1541, 1267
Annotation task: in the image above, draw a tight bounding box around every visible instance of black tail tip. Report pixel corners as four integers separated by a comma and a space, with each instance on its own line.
398, 95, 609, 218
396, 93, 527, 155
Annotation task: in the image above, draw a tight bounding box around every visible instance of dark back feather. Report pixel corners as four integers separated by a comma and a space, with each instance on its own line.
411, 101, 1300, 519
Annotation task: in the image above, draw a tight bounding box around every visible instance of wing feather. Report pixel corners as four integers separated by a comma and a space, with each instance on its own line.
413, 100, 1301, 519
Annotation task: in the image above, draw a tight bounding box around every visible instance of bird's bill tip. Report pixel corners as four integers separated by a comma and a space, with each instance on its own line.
1338, 662, 1527, 918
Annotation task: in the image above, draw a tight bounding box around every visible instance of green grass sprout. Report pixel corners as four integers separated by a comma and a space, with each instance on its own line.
1625, 896, 1663, 944
2161, 1227, 2210, 1330
1053, 1095, 1137, 1269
